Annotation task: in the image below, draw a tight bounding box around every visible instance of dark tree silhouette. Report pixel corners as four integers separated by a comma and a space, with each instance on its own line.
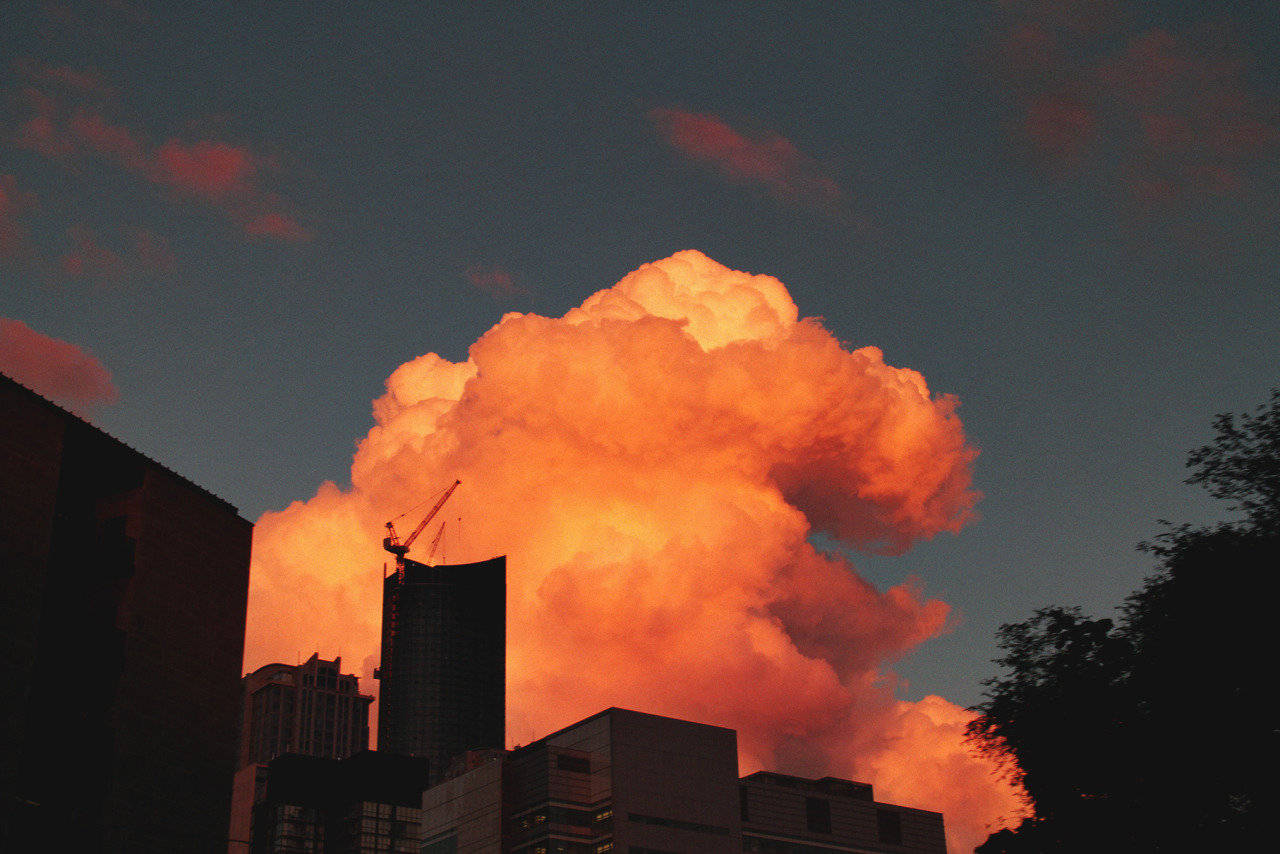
1183, 388, 1280, 535
969, 391, 1278, 852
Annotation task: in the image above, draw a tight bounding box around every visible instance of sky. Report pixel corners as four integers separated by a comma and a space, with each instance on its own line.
3, 1, 1278, 847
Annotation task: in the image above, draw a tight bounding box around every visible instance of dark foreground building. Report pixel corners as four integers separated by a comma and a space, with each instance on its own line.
376, 555, 505, 782
420, 707, 947, 854
250, 751, 429, 854
0, 373, 253, 852
230, 655, 374, 852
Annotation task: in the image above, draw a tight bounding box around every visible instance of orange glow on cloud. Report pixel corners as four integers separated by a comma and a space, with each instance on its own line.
246, 250, 1025, 850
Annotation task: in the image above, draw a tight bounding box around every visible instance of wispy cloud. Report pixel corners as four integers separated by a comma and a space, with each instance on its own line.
58, 224, 174, 284
466, 264, 529, 300
7, 60, 311, 242
242, 211, 310, 242
984, 1, 1279, 205
648, 107, 846, 211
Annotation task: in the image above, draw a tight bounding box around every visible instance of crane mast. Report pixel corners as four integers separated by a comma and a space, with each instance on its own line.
383, 479, 461, 574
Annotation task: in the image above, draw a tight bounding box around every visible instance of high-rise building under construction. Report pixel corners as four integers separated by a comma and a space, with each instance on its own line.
375, 555, 505, 782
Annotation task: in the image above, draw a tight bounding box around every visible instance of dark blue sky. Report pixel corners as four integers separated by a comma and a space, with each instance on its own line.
3, 0, 1277, 707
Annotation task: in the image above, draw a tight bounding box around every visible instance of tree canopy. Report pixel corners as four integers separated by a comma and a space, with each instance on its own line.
969, 391, 1277, 852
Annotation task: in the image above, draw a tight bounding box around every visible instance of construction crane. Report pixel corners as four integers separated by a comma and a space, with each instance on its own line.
422, 520, 447, 566
383, 479, 461, 571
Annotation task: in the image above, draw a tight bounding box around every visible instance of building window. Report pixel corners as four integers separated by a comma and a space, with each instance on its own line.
805, 797, 831, 834
421, 835, 457, 854
877, 809, 902, 845
555, 752, 591, 774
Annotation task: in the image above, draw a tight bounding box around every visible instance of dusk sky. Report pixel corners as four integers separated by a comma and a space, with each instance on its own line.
3, 1, 1278, 846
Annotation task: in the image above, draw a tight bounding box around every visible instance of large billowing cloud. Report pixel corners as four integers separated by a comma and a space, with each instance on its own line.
247, 251, 1024, 850
0, 318, 118, 408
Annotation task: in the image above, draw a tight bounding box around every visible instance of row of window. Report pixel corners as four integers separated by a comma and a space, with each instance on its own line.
514, 840, 613, 854
359, 801, 420, 820
741, 794, 904, 846
627, 812, 730, 836
556, 752, 592, 774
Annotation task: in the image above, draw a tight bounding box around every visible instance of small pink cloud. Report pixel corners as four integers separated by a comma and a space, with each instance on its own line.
60, 225, 127, 283
153, 139, 255, 201
0, 318, 118, 408
648, 108, 845, 210
1022, 93, 1099, 162
12, 87, 77, 160
466, 264, 528, 299
243, 211, 310, 242
69, 109, 146, 168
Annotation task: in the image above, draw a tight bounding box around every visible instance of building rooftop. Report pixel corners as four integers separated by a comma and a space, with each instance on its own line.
0, 371, 247, 520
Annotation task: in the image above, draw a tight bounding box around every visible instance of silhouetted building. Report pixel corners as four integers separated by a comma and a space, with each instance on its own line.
423, 707, 742, 853
376, 556, 505, 782
238, 654, 373, 767
251, 751, 429, 854
230, 655, 374, 851
740, 771, 946, 853
0, 372, 252, 852
420, 708, 948, 854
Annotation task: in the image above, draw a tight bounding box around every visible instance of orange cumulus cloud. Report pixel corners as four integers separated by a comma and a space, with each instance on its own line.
246, 250, 1022, 851
0, 317, 118, 408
